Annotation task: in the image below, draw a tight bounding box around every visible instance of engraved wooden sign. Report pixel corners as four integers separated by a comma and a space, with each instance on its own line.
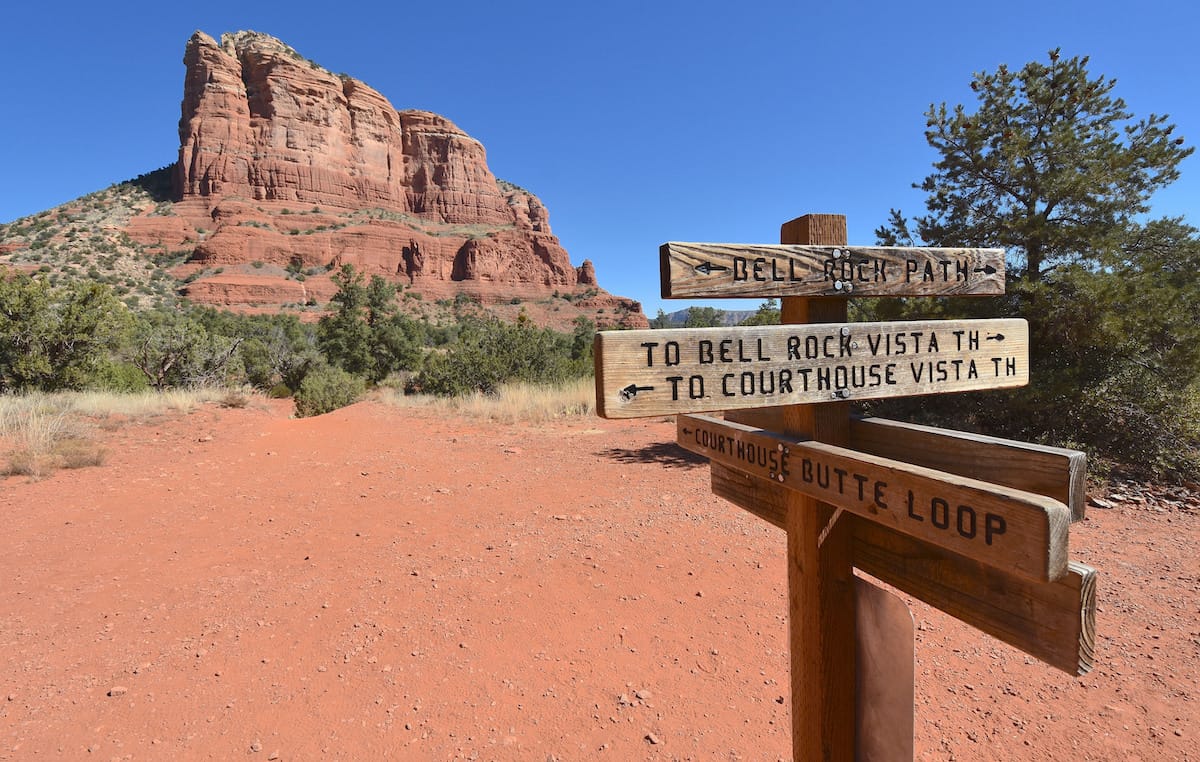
727, 410, 1089, 521
594, 318, 1028, 419
660, 242, 1005, 298
677, 414, 1070, 583
598, 214, 1095, 761
709, 459, 1096, 676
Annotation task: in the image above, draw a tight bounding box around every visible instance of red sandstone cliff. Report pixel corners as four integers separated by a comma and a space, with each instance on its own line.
151, 30, 645, 328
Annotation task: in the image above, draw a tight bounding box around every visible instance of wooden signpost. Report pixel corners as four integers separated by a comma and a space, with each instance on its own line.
595, 318, 1030, 418
660, 242, 1005, 298
595, 213, 1097, 761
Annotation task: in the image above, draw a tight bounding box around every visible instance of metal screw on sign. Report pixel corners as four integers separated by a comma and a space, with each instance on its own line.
775, 444, 789, 482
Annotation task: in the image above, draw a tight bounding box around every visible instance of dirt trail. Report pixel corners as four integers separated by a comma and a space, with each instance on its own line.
1, 400, 1196, 760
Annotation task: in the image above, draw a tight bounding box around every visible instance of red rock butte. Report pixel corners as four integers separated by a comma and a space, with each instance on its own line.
123, 30, 646, 328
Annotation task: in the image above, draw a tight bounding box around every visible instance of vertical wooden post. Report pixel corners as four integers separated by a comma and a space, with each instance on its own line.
780, 214, 856, 761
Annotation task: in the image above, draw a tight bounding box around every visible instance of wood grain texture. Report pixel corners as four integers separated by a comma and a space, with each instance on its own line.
660, 242, 1005, 298
681, 414, 1071, 582
730, 409, 1088, 522
855, 577, 915, 762
777, 213, 855, 762
852, 520, 1097, 677
849, 417, 1088, 522
709, 463, 1097, 675
594, 319, 1029, 419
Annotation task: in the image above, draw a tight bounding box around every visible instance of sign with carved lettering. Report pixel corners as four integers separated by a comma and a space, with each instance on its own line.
596, 214, 1099, 761
660, 242, 1005, 298
594, 318, 1028, 419
708, 458, 1095, 675
677, 414, 1070, 583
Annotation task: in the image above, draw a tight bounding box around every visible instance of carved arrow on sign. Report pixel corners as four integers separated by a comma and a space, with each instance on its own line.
974, 265, 999, 275
694, 262, 730, 276
986, 333, 1006, 341
618, 384, 655, 401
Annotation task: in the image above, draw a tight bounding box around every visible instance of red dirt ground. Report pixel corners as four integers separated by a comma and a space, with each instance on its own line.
1, 400, 1196, 760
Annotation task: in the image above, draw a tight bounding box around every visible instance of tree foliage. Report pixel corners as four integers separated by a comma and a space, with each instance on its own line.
871, 50, 1200, 480
317, 265, 423, 383
0, 262, 609, 418
414, 316, 584, 396
130, 310, 243, 390
192, 310, 320, 393
683, 306, 723, 328
739, 299, 781, 326
0, 274, 131, 392
293, 363, 365, 418
878, 49, 1193, 281
570, 315, 596, 369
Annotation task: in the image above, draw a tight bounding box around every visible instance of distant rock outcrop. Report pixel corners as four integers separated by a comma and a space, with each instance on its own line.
149, 30, 645, 328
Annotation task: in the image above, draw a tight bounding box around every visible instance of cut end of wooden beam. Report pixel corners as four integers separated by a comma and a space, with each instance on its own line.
782, 214, 848, 247
1073, 561, 1098, 676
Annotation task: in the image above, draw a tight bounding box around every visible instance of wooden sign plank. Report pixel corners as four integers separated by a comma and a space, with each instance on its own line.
661, 242, 1005, 299
678, 414, 1069, 582
595, 319, 1029, 419
855, 576, 915, 762
853, 520, 1097, 677
709, 462, 1096, 675
850, 417, 1088, 522
729, 409, 1087, 522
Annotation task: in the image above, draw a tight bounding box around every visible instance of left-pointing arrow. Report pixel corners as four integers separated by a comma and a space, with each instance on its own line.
619, 384, 655, 401
695, 262, 729, 276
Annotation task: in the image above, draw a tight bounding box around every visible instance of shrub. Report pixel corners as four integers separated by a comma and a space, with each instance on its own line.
88, 361, 150, 393
0, 275, 132, 393
54, 437, 107, 469
413, 316, 579, 396
317, 266, 423, 382
293, 364, 364, 417
0, 407, 104, 479
220, 390, 250, 409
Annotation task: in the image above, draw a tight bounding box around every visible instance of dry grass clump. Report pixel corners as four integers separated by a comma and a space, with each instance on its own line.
381, 377, 595, 424
0, 405, 105, 479
0, 388, 252, 479
14, 388, 236, 418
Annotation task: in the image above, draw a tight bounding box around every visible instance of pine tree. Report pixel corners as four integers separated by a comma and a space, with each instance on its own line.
873, 51, 1200, 480
878, 49, 1192, 281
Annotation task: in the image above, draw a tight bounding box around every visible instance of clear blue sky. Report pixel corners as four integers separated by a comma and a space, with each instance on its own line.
2, 0, 1196, 316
